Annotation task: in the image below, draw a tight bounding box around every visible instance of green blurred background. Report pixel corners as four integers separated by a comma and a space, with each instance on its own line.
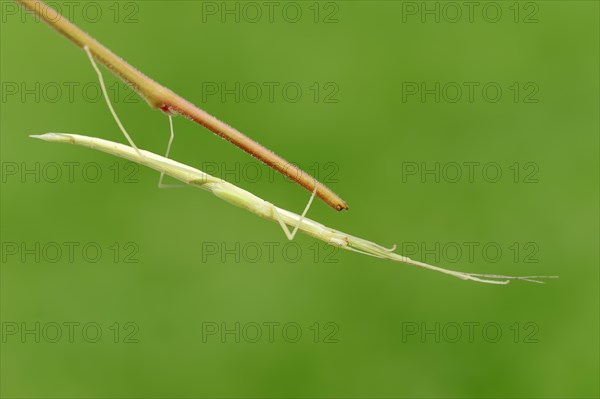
1, 1, 598, 398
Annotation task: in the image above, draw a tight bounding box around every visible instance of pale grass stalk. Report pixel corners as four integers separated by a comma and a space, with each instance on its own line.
31, 133, 558, 285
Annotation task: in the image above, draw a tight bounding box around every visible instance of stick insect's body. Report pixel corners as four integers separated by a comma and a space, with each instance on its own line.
31, 132, 556, 285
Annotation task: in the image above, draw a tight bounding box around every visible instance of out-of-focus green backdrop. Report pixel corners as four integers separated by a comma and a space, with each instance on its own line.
1, 1, 598, 398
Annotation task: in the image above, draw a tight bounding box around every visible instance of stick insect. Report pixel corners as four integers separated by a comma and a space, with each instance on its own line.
29, 46, 558, 285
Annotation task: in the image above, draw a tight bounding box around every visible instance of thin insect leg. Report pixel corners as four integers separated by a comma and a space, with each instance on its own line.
465, 273, 558, 284
83, 45, 141, 156
158, 115, 186, 188
272, 181, 318, 240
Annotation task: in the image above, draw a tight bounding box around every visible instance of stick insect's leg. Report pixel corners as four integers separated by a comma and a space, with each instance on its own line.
158, 115, 186, 188
86, 47, 183, 188
83, 45, 142, 156
272, 182, 318, 240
